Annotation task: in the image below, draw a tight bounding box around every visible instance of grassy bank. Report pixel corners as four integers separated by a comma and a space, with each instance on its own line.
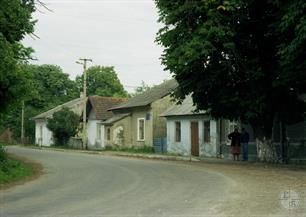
0, 146, 33, 185
102, 145, 155, 154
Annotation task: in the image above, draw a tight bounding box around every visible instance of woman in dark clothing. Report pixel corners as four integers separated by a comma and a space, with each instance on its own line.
228, 127, 241, 161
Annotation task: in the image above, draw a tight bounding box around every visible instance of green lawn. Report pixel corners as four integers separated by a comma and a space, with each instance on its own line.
0, 157, 33, 185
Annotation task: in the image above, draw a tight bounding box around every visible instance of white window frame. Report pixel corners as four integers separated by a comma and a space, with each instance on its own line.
137, 118, 145, 141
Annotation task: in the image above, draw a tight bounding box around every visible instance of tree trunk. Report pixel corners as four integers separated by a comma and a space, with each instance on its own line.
256, 138, 280, 162
252, 119, 281, 163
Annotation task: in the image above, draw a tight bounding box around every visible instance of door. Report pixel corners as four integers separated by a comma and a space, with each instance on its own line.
190, 121, 199, 156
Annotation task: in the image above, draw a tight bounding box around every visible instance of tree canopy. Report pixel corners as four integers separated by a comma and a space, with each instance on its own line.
155, 0, 306, 138
0, 64, 79, 142
0, 0, 36, 112
76, 66, 128, 98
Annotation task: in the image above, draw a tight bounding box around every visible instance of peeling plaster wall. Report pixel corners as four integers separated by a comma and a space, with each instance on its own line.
166, 116, 218, 157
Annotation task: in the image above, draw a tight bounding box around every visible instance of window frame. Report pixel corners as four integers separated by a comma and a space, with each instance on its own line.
204, 120, 210, 143
106, 127, 111, 141
175, 121, 181, 142
137, 118, 145, 141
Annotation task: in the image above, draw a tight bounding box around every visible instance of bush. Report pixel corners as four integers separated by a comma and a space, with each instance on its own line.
47, 107, 80, 146
103, 145, 154, 153
0, 145, 9, 173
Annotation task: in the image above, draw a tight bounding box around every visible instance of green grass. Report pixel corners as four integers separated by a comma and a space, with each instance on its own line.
0, 157, 33, 185
102, 145, 155, 154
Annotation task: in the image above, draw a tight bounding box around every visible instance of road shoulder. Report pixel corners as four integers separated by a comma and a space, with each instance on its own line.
0, 154, 44, 191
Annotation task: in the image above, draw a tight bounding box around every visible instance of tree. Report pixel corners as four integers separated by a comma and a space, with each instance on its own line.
155, 0, 306, 140
130, 81, 151, 97
0, 64, 79, 143
76, 66, 128, 97
0, 0, 36, 112
47, 108, 80, 146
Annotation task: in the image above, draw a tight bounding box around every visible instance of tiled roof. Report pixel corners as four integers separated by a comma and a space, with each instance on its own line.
109, 79, 178, 110
33, 97, 85, 120
160, 95, 206, 117
88, 96, 128, 120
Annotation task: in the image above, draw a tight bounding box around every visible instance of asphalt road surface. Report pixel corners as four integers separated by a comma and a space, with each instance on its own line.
1, 147, 235, 217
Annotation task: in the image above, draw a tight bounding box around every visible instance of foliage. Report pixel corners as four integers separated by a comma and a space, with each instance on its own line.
130, 81, 152, 97
0, 0, 36, 112
155, 0, 306, 138
0, 157, 33, 184
0, 64, 79, 142
47, 108, 80, 146
0, 145, 8, 165
76, 66, 128, 97
103, 145, 154, 154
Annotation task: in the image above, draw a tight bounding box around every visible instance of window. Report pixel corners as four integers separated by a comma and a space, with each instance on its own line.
175, 121, 181, 142
106, 128, 111, 140
137, 118, 145, 141
96, 124, 101, 140
204, 121, 210, 143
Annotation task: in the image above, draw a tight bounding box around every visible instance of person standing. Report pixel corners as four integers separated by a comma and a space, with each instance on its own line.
228, 127, 241, 161
241, 128, 250, 161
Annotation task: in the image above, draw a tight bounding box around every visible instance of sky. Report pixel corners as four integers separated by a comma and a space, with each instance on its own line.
23, 0, 171, 92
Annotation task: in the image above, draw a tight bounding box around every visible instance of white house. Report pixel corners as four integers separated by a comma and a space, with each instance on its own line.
160, 96, 238, 157
33, 97, 85, 146
33, 96, 127, 147
85, 96, 127, 149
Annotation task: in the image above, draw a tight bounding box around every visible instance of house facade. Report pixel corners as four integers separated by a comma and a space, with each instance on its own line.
33, 97, 85, 146
85, 96, 127, 149
161, 96, 246, 157
33, 96, 127, 147
103, 79, 178, 148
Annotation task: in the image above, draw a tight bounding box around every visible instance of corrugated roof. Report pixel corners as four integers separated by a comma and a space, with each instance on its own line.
102, 113, 131, 125
160, 95, 207, 117
109, 79, 178, 110
33, 97, 85, 120
88, 96, 128, 120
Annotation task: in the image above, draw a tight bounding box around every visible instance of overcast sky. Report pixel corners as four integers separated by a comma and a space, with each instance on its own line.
23, 0, 171, 91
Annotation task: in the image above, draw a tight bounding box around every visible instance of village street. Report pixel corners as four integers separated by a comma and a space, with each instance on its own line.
1, 146, 305, 217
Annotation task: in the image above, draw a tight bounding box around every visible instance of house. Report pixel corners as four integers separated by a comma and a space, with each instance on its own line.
33, 97, 85, 146
103, 79, 178, 148
85, 96, 127, 149
33, 95, 127, 147
160, 95, 249, 157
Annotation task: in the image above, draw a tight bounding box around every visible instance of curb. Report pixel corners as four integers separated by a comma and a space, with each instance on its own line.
13, 145, 200, 162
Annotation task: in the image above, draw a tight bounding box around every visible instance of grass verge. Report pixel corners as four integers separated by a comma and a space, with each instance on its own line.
0, 157, 33, 185
102, 145, 155, 154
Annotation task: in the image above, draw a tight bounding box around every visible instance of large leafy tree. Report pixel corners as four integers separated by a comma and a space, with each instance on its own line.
155, 0, 306, 139
0, 0, 36, 112
0, 64, 79, 142
47, 107, 80, 146
76, 66, 128, 97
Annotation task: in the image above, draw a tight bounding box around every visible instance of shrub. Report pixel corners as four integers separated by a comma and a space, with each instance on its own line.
0, 145, 9, 173
47, 107, 80, 146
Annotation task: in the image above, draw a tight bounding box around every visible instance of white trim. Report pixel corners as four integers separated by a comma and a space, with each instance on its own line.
137, 118, 145, 141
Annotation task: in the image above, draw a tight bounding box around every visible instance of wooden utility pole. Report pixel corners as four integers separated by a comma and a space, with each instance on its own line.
21, 100, 25, 144
76, 58, 92, 150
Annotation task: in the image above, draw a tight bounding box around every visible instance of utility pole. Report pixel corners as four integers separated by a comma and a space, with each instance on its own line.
76, 58, 92, 150
21, 100, 25, 144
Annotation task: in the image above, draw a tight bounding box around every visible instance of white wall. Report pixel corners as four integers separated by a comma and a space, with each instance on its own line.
87, 120, 105, 149
35, 120, 53, 146
166, 116, 217, 157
